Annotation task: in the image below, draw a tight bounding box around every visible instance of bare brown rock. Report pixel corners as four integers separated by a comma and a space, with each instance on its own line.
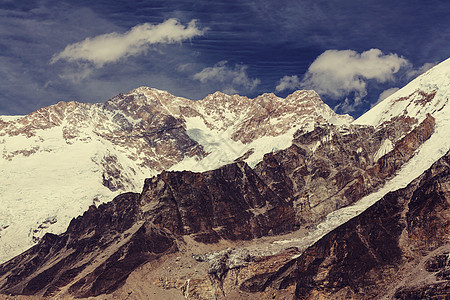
251, 150, 450, 299
140, 161, 298, 242
253, 115, 435, 228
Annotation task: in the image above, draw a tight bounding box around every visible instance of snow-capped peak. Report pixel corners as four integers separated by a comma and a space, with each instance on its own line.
355, 57, 450, 126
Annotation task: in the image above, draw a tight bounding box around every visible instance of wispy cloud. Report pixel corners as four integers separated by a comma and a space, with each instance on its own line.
406, 62, 437, 79
275, 75, 301, 92
300, 49, 409, 100
333, 97, 363, 114
51, 19, 205, 68
193, 61, 260, 94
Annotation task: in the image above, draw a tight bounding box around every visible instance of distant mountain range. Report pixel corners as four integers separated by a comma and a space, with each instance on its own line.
0, 57, 448, 299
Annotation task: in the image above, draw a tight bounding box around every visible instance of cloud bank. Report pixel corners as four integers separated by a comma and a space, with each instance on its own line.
51, 19, 205, 68
275, 49, 411, 113
193, 61, 260, 94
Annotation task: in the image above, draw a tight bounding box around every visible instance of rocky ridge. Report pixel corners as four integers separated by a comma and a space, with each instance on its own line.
257, 149, 450, 299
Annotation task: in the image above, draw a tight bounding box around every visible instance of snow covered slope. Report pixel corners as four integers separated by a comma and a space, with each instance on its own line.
0, 88, 350, 263
356, 57, 450, 126
354, 58, 450, 192
172, 89, 352, 171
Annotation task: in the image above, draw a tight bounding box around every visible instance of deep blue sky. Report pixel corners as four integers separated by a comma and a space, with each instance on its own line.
0, 0, 449, 117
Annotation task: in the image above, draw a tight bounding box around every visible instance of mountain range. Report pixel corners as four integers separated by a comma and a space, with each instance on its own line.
0, 57, 448, 299
0, 87, 350, 264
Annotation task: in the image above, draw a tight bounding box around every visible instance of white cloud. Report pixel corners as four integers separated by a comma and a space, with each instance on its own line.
51, 19, 205, 68
406, 62, 437, 79
177, 63, 195, 72
376, 87, 400, 104
193, 61, 260, 93
57, 63, 94, 82
275, 75, 301, 92
300, 49, 409, 99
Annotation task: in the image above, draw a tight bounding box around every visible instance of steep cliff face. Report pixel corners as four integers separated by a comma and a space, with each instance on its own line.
241, 150, 449, 299
140, 162, 297, 243
254, 114, 435, 227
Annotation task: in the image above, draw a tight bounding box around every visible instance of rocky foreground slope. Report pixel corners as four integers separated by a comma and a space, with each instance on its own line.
259, 149, 450, 299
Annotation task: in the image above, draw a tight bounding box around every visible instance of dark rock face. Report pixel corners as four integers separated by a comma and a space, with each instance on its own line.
140, 161, 298, 243
102, 93, 206, 171
254, 114, 435, 227
0, 193, 177, 298
395, 283, 450, 299
255, 150, 450, 299
101, 153, 134, 191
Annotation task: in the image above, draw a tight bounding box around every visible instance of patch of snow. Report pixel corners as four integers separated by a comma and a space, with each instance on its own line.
171, 116, 300, 172
373, 139, 394, 161
310, 141, 321, 153
0, 115, 24, 122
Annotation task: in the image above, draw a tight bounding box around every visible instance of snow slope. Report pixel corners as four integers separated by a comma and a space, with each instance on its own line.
0, 110, 151, 264
355, 57, 450, 126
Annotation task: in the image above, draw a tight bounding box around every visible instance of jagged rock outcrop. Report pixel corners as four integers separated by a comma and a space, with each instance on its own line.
140, 161, 297, 243
0, 193, 177, 298
254, 114, 435, 227
242, 150, 450, 299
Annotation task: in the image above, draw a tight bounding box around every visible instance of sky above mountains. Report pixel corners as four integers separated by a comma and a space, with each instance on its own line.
1, 0, 449, 117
